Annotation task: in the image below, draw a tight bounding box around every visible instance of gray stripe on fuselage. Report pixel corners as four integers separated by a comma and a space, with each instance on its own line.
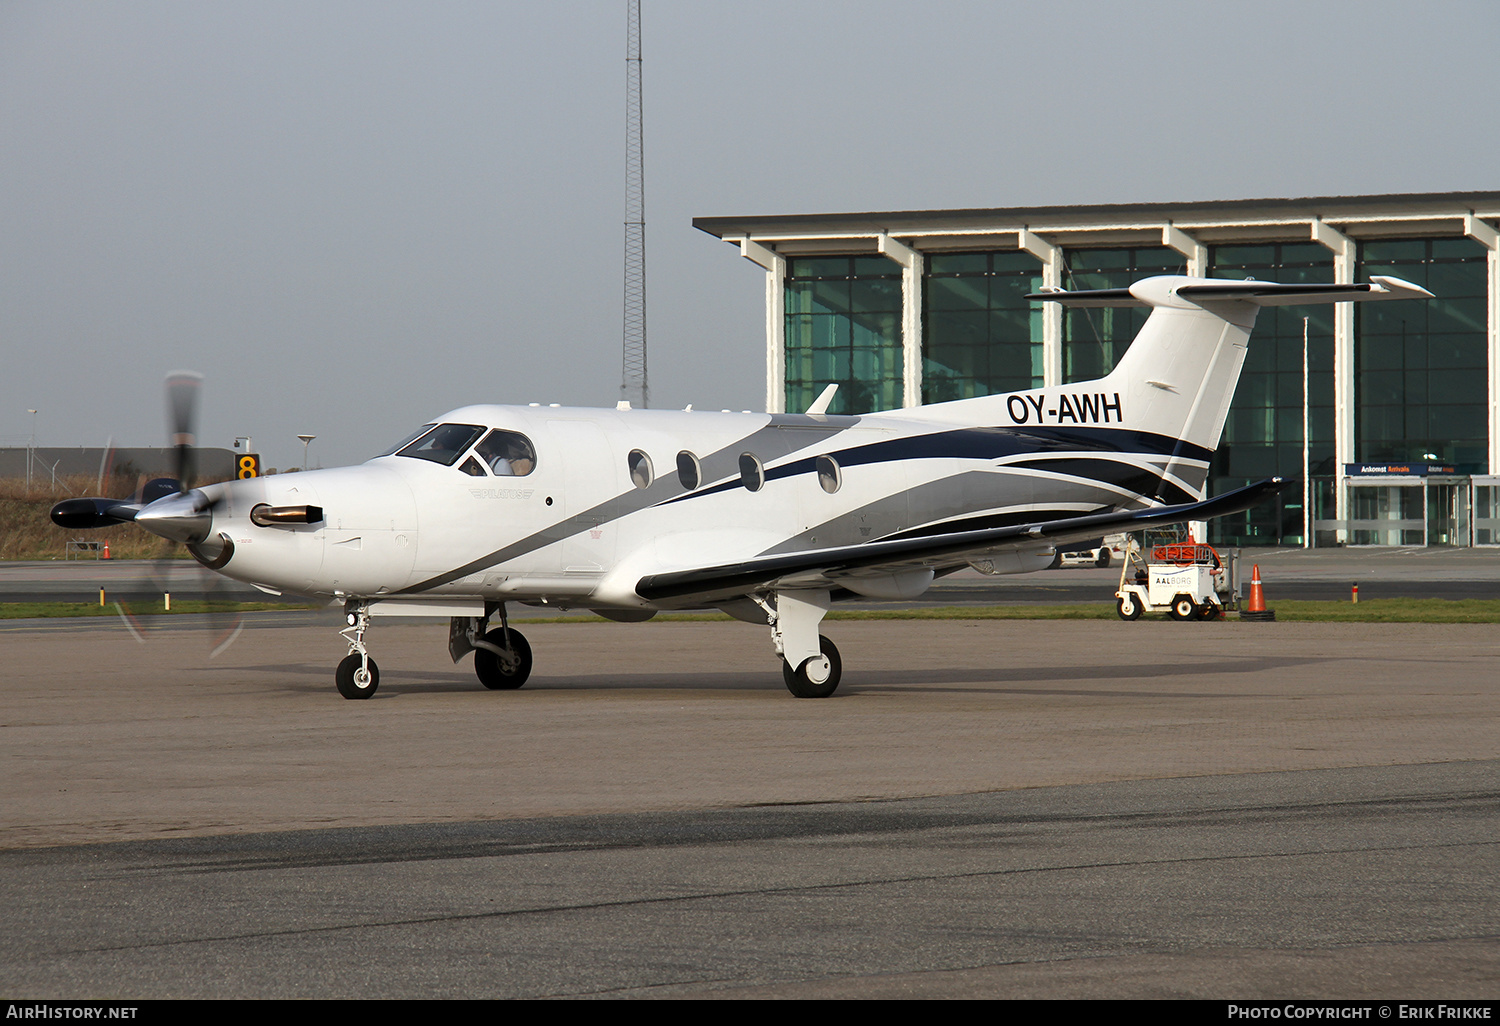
397, 415, 860, 594
759, 466, 1132, 555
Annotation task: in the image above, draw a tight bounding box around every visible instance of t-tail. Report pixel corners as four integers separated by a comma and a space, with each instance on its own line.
909, 273, 1433, 500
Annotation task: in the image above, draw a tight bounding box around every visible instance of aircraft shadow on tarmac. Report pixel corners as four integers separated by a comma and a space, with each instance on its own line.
241, 654, 1331, 698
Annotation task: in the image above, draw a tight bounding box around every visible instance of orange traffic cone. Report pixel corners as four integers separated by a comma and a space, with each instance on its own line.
1241, 563, 1275, 621
102, 541, 111, 560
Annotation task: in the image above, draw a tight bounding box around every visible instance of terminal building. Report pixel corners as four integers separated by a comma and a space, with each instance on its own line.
695, 191, 1500, 547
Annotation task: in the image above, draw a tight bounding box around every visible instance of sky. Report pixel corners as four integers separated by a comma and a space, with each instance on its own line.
3, 0, 1497, 471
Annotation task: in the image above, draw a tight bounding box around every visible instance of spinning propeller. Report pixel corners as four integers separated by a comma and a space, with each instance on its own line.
50, 371, 243, 655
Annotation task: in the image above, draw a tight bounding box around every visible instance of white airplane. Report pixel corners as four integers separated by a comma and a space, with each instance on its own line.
54, 274, 1431, 699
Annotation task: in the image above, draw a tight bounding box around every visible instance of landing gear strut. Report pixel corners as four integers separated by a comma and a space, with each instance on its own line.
336, 602, 379, 699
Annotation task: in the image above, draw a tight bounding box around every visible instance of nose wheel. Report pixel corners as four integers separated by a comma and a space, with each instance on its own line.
336, 653, 380, 699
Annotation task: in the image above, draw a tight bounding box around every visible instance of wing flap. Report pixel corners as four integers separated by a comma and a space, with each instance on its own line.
636, 477, 1287, 602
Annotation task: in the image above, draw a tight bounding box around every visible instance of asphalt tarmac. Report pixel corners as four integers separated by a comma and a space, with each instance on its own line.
2, 612, 1497, 998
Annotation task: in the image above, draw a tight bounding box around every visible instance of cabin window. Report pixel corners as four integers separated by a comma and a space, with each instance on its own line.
628, 449, 654, 489
676, 451, 701, 490
475, 430, 537, 476
739, 452, 765, 492
396, 423, 486, 467
816, 455, 842, 493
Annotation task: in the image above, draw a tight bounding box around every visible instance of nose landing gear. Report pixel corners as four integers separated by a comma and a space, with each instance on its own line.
336, 602, 379, 699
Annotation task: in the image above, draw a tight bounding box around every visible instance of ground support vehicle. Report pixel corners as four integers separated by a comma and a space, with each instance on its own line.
1114, 541, 1233, 621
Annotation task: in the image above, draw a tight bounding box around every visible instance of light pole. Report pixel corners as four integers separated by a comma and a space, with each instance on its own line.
26, 409, 37, 491
297, 434, 316, 472
1302, 317, 1310, 549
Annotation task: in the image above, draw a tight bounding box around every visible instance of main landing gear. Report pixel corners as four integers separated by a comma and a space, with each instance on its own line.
759, 589, 843, 698
472, 627, 532, 689
335, 600, 534, 699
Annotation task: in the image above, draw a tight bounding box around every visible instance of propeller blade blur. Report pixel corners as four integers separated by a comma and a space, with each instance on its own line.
165, 370, 203, 491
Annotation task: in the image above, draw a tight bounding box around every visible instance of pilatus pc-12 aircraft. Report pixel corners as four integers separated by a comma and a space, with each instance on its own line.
54, 274, 1431, 699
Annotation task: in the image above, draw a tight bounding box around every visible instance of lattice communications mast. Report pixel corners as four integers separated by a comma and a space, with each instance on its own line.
621, 0, 648, 408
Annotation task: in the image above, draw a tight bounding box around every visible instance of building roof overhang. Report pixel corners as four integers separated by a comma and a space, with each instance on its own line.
694, 191, 1500, 253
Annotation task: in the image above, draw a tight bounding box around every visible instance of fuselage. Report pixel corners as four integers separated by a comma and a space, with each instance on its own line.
187, 395, 1210, 610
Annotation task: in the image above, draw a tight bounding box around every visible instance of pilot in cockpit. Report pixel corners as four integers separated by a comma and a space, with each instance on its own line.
476, 431, 535, 476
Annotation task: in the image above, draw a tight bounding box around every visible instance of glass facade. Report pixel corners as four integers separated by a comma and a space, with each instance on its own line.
784, 256, 903, 415
1356, 238, 1488, 467
770, 227, 1496, 546
1063, 247, 1184, 382
1206, 243, 1337, 547
921, 251, 1043, 403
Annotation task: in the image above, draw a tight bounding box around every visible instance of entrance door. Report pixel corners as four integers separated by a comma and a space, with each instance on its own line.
546, 420, 617, 575
1426, 482, 1465, 546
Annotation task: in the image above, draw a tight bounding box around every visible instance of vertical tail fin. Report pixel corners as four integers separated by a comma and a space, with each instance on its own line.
1026, 274, 1433, 495
899, 274, 1431, 500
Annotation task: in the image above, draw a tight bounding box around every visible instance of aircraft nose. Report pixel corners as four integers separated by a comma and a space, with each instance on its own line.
134, 489, 213, 544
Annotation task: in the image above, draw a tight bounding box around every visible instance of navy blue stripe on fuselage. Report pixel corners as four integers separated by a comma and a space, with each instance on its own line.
658, 424, 1211, 506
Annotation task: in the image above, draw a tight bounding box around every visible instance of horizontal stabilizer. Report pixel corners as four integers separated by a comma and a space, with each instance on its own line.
1028, 275, 1432, 308
1177, 275, 1433, 306
1027, 286, 1144, 308
636, 477, 1288, 603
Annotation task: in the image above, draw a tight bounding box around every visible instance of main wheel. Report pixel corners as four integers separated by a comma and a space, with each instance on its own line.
1169, 594, 1202, 621
336, 653, 379, 699
1116, 593, 1142, 621
782, 635, 842, 698
475, 627, 532, 690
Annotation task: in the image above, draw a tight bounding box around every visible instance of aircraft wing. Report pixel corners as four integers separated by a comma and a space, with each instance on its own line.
635, 477, 1287, 603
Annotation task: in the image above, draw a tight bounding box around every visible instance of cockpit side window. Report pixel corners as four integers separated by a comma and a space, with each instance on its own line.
395, 423, 487, 467
475, 429, 537, 476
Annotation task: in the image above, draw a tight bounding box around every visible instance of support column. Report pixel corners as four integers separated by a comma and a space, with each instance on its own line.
1020, 229, 1062, 386
1312, 219, 1354, 539
740, 238, 785, 414
1464, 214, 1500, 474
878, 234, 923, 408
1162, 223, 1207, 277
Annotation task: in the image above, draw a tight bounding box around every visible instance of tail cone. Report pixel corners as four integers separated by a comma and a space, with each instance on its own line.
1241, 563, 1276, 622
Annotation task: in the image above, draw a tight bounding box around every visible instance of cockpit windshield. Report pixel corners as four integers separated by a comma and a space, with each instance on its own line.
379, 424, 435, 458
393, 423, 487, 467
